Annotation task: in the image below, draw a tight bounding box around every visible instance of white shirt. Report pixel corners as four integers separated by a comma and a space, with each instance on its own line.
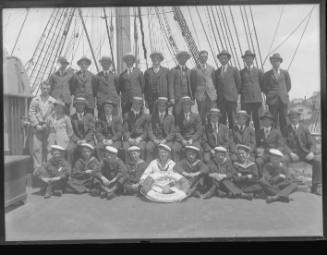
179, 65, 186, 72
292, 123, 299, 131
238, 125, 246, 132
105, 114, 112, 124
127, 66, 134, 74
222, 64, 228, 73
159, 112, 165, 121
201, 63, 207, 70
211, 122, 219, 134
246, 64, 254, 71
140, 159, 176, 182
273, 68, 280, 78
184, 112, 190, 121
264, 127, 271, 138
103, 70, 110, 76
153, 66, 161, 73
77, 112, 84, 121
132, 109, 140, 117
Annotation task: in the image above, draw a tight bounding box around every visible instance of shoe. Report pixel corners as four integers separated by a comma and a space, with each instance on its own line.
44, 185, 52, 199
266, 196, 278, 204
240, 193, 253, 201
44, 192, 52, 199
278, 196, 290, 203
89, 188, 100, 197
106, 192, 116, 200
216, 190, 227, 198
53, 190, 63, 197
100, 191, 107, 199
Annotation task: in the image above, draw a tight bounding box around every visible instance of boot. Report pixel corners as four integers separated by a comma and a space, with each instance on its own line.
266, 195, 278, 204
240, 192, 253, 201
44, 184, 53, 199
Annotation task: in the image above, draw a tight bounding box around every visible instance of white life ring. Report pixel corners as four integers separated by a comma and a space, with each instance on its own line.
141, 171, 189, 203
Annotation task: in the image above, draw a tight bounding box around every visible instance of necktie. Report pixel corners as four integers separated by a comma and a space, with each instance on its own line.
82, 71, 86, 79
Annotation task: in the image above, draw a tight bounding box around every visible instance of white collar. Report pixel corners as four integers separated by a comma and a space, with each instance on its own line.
273, 68, 280, 74
153, 66, 161, 72
132, 109, 140, 116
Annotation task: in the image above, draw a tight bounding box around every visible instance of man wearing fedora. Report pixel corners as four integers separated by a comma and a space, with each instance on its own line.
146, 97, 176, 163
144, 52, 170, 115
67, 96, 96, 167
214, 50, 241, 129
190, 50, 217, 124
263, 53, 291, 137
168, 51, 193, 117
95, 99, 123, 161
202, 108, 230, 163
284, 110, 322, 195
93, 56, 119, 120
118, 53, 145, 114
240, 50, 264, 136
173, 96, 203, 162
48, 56, 74, 115
70, 56, 96, 115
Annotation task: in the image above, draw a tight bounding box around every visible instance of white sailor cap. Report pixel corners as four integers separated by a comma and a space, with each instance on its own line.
133, 96, 143, 101
209, 108, 221, 115
180, 96, 192, 103
158, 143, 171, 152
105, 146, 118, 154
236, 144, 251, 152
80, 143, 94, 150
184, 145, 200, 152
157, 97, 168, 102
51, 145, 65, 151
128, 145, 141, 152
214, 146, 227, 153
269, 148, 284, 157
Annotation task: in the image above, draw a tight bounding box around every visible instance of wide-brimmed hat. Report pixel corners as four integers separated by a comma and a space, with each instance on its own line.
236, 144, 251, 153
77, 56, 91, 66
288, 109, 301, 118
269, 53, 283, 63
128, 145, 141, 152
260, 111, 275, 121
57, 56, 69, 64
53, 99, 65, 107
105, 146, 118, 154
236, 110, 250, 119
79, 143, 94, 151
214, 146, 227, 153
150, 51, 164, 62
102, 99, 116, 107
51, 145, 65, 151
123, 53, 136, 62
217, 50, 231, 59
176, 51, 191, 61
269, 148, 284, 158
242, 50, 256, 58
99, 56, 113, 64
73, 96, 88, 106
158, 143, 171, 152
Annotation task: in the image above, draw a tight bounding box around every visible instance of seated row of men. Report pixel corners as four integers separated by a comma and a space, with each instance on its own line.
33, 91, 322, 196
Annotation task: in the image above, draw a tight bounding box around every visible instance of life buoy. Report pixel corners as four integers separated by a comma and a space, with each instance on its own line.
140, 171, 190, 203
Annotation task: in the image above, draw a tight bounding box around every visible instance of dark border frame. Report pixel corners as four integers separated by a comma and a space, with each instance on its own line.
0, 0, 325, 244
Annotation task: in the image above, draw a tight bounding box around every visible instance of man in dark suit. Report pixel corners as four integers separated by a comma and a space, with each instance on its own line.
202, 108, 230, 163
144, 52, 170, 114
263, 53, 291, 137
214, 50, 241, 129
93, 56, 120, 120
146, 97, 176, 162
95, 99, 122, 161
284, 110, 321, 195
190, 50, 217, 123
70, 56, 96, 114
240, 50, 264, 135
67, 96, 95, 167
168, 51, 193, 117
173, 96, 203, 162
122, 96, 149, 162
118, 53, 145, 114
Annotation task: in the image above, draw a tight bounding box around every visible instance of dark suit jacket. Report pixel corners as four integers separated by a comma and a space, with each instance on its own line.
70, 112, 95, 143
284, 124, 315, 158
95, 115, 122, 142
256, 127, 286, 153
230, 125, 256, 153
93, 71, 120, 106
123, 111, 149, 140
262, 162, 292, 184
214, 65, 241, 103
144, 67, 169, 107
48, 70, 74, 104
263, 69, 291, 105
168, 65, 193, 101
175, 112, 202, 142
202, 122, 230, 152
118, 68, 145, 107
232, 161, 259, 181
98, 158, 127, 184
148, 112, 175, 142
208, 158, 233, 177
240, 67, 264, 104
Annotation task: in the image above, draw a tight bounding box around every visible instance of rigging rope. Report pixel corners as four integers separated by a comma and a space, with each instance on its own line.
147, 7, 154, 51
249, 6, 264, 70
228, 6, 244, 66
239, 6, 251, 53
187, 6, 200, 47
11, 8, 30, 56
210, 7, 226, 52
103, 8, 116, 71
206, 6, 220, 53
138, 7, 148, 69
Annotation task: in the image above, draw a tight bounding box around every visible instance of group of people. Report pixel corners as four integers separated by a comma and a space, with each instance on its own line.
28, 48, 322, 203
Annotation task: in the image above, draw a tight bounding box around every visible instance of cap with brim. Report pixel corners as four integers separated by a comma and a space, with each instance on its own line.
176, 51, 191, 61
217, 50, 231, 59
185, 145, 200, 152
133, 96, 143, 101
74, 97, 88, 105
242, 50, 256, 58
123, 53, 136, 62
102, 99, 116, 107
128, 146, 141, 152
150, 52, 164, 62
208, 108, 221, 115
54, 99, 65, 107
51, 145, 65, 151
260, 111, 275, 121
180, 96, 192, 104
199, 50, 208, 56
236, 144, 251, 152
288, 109, 301, 117
105, 146, 118, 154
158, 143, 171, 152
58, 56, 69, 64
269, 53, 283, 63
157, 97, 168, 102
77, 56, 91, 66
214, 146, 227, 153
99, 56, 112, 63
80, 143, 94, 151
236, 110, 249, 118
269, 148, 284, 157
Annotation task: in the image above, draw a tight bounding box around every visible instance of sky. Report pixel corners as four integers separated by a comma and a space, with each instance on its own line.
2, 4, 321, 100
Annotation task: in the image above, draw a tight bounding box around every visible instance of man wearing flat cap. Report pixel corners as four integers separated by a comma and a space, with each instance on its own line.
70, 56, 96, 114
146, 97, 176, 162
214, 49, 241, 129
95, 99, 123, 161
93, 56, 120, 120
144, 52, 170, 115
191, 50, 217, 123
284, 110, 322, 195
240, 50, 264, 134
118, 53, 145, 114
48, 56, 74, 114
168, 51, 193, 117
263, 53, 291, 137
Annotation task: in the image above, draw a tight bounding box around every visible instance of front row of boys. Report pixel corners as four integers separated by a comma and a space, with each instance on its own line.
36, 138, 298, 204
